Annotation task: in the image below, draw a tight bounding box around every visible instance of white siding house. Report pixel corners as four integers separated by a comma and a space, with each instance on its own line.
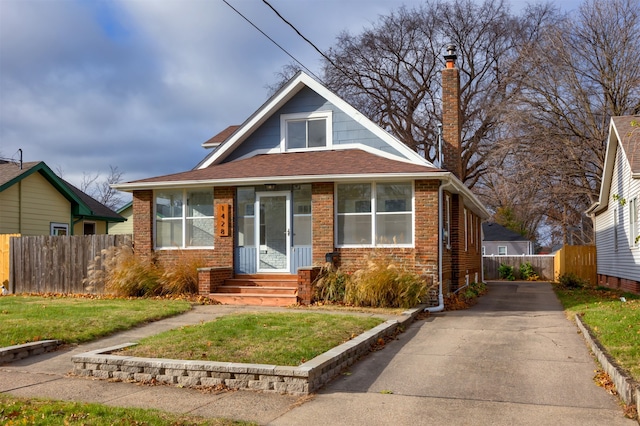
587, 115, 640, 293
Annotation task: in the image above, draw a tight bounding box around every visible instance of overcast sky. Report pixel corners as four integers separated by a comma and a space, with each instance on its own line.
1, 0, 582, 200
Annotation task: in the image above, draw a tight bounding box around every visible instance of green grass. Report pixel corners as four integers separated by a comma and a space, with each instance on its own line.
120, 312, 384, 366
0, 394, 253, 425
0, 295, 191, 347
553, 285, 640, 381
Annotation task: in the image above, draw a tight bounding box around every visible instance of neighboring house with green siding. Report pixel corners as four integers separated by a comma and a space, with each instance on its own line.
0, 160, 124, 236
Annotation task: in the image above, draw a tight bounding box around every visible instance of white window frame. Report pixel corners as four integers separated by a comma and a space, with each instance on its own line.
444, 194, 451, 250
498, 246, 507, 256
50, 222, 69, 236
630, 197, 638, 248
280, 111, 332, 152
154, 189, 215, 250
464, 208, 468, 252
335, 181, 414, 248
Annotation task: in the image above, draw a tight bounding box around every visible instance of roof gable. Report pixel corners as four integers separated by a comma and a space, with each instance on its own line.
482, 222, 529, 242
588, 115, 640, 215
197, 72, 433, 169
0, 160, 123, 222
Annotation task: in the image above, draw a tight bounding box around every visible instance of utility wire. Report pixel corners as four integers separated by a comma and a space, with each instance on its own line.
221, 0, 322, 81
261, 0, 356, 84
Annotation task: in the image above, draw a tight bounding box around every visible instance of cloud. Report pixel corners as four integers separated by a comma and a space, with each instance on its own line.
0, 0, 583, 194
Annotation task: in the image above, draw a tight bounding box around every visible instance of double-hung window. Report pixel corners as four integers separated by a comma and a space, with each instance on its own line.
155, 189, 214, 249
337, 182, 413, 246
281, 111, 332, 151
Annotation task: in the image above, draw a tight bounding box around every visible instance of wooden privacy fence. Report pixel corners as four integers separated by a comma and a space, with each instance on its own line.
1, 234, 20, 286
483, 255, 555, 280
483, 245, 597, 283
10, 234, 132, 294
554, 245, 596, 285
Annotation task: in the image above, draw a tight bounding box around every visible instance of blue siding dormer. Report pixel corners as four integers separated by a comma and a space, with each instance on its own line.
223, 87, 403, 163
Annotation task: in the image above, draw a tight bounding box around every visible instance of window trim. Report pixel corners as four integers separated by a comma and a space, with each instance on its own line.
50, 222, 69, 236
154, 188, 215, 250
335, 181, 414, 248
444, 194, 451, 250
498, 246, 507, 256
630, 197, 638, 248
464, 208, 468, 252
280, 111, 333, 152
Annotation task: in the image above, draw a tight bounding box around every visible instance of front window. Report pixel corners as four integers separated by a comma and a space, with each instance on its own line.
237, 187, 255, 247
281, 111, 332, 151
498, 246, 507, 255
293, 184, 312, 245
155, 189, 214, 249
337, 182, 413, 246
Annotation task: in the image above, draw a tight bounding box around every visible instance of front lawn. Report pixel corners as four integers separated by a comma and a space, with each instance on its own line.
0, 394, 253, 426
119, 312, 384, 366
0, 295, 191, 347
553, 285, 640, 381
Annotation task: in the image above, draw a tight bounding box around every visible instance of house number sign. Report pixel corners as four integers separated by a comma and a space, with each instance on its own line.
216, 203, 230, 237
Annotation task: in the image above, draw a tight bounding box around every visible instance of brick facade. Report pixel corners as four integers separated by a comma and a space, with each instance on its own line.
311, 182, 335, 265
598, 273, 640, 294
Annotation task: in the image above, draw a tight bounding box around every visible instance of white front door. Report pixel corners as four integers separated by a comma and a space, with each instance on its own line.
256, 191, 291, 273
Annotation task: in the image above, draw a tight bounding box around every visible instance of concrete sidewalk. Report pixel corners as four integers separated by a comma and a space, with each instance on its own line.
0, 283, 635, 425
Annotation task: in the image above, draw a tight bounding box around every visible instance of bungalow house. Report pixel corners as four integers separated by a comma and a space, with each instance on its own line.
0, 160, 124, 236
586, 115, 640, 293
482, 222, 534, 256
113, 48, 490, 307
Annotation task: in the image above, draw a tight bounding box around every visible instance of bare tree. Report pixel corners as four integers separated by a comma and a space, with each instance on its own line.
80, 165, 125, 211
319, 0, 552, 188
504, 0, 640, 243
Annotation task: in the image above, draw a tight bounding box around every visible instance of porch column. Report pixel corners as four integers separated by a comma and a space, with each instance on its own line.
312, 182, 334, 265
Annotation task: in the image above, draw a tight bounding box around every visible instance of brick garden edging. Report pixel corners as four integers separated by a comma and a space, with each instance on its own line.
575, 315, 639, 423
71, 307, 423, 395
0, 340, 61, 365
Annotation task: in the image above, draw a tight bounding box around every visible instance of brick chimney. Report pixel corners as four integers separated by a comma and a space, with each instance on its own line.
441, 44, 462, 179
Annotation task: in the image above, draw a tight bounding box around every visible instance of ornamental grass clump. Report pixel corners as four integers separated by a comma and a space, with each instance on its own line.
159, 250, 207, 294
345, 252, 429, 308
84, 246, 206, 297
100, 245, 162, 297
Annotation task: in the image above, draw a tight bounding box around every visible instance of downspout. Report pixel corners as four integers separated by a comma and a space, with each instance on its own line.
425, 180, 446, 313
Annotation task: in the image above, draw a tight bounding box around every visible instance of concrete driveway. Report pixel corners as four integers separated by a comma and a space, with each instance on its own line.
270, 281, 634, 425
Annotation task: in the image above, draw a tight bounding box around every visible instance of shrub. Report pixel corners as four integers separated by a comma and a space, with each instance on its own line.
519, 262, 538, 281
498, 263, 515, 281
344, 252, 430, 308
558, 272, 587, 289
314, 263, 348, 303
159, 250, 207, 294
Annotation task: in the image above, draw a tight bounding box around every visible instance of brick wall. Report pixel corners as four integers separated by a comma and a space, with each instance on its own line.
132, 190, 154, 259
312, 182, 334, 265
132, 187, 235, 270
598, 273, 640, 294
442, 61, 462, 179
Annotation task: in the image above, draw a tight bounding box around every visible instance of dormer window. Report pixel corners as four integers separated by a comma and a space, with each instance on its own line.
281, 111, 332, 151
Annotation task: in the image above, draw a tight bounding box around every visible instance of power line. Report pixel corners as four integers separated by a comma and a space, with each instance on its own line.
260, 0, 355, 84
221, 0, 322, 81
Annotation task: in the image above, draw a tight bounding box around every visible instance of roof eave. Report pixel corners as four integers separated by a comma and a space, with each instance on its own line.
112, 171, 452, 192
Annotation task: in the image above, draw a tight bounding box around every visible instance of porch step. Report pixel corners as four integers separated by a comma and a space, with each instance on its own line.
209, 294, 298, 307
209, 274, 299, 306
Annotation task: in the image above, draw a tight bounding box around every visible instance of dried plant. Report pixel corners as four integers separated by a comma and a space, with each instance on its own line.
159, 250, 207, 295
